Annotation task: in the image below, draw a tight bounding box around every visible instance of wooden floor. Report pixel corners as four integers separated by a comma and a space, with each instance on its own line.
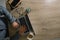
21, 0, 60, 40
6, 0, 60, 40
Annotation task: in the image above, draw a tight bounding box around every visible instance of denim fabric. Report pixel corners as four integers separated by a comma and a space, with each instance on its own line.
0, 30, 6, 40
0, 6, 16, 23
0, 6, 16, 39
0, 6, 16, 30
0, 0, 7, 8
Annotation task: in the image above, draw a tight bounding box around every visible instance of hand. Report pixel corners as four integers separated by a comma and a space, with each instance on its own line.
12, 22, 19, 28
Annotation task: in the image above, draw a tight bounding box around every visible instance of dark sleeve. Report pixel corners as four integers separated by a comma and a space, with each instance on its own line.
2, 6, 16, 23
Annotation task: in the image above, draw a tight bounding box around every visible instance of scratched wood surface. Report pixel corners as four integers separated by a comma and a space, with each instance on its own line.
21, 0, 60, 40
6, 0, 60, 40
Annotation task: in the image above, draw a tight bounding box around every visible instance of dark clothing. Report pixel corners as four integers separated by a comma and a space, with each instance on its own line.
0, 6, 16, 40
0, 6, 16, 30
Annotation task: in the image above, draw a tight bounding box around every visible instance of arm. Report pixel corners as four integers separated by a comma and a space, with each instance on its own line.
1, 6, 19, 28
2, 7, 16, 23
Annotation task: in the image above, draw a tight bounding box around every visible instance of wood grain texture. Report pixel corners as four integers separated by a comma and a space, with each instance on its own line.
21, 0, 60, 40
6, 0, 60, 40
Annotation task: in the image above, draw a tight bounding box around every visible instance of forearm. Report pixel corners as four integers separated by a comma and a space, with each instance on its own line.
2, 6, 16, 23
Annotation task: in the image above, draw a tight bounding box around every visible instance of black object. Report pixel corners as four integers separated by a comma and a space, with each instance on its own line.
10, 0, 21, 10
11, 0, 20, 7
18, 14, 35, 35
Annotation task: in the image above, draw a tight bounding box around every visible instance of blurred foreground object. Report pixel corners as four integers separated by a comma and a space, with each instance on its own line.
17, 8, 35, 40
6, 0, 35, 40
